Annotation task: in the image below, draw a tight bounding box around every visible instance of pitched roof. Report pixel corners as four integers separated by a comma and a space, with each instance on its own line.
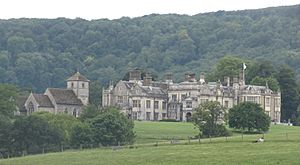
48, 88, 83, 106
66, 72, 90, 82
16, 95, 28, 112
32, 94, 54, 108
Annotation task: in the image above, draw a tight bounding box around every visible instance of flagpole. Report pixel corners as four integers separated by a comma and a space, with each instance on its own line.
242, 63, 246, 86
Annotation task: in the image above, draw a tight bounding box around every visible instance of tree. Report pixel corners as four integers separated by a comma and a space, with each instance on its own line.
250, 76, 279, 92
228, 102, 271, 133
246, 60, 276, 84
89, 107, 135, 146
11, 115, 63, 155
277, 65, 299, 123
207, 56, 245, 82
89, 81, 102, 107
35, 112, 80, 146
0, 84, 18, 118
79, 104, 101, 122
70, 122, 93, 148
192, 101, 230, 137
0, 115, 13, 158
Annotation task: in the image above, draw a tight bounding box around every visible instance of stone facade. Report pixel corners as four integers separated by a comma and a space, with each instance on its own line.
17, 72, 89, 117
103, 70, 281, 123
103, 72, 168, 121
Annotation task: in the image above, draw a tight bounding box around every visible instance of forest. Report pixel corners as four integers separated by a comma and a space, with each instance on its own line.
0, 4, 300, 92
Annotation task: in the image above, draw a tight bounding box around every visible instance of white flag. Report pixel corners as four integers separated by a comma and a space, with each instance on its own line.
243, 63, 247, 70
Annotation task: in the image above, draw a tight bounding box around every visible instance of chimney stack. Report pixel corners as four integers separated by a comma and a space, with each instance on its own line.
143, 74, 152, 86
199, 72, 205, 84
164, 73, 173, 84
233, 77, 239, 84
224, 76, 230, 86
185, 73, 196, 82
129, 69, 141, 81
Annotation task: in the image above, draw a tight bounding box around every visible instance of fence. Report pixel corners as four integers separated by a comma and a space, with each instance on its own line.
0, 132, 298, 159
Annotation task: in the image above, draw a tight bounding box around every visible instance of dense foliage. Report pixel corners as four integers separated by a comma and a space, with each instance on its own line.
228, 102, 271, 132
89, 107, 135, 146
0, 5, 300, 93
192, 101, 230, 137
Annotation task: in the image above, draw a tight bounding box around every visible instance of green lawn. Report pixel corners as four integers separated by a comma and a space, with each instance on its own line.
134, 121, 198, 143
1, 122, 300, 165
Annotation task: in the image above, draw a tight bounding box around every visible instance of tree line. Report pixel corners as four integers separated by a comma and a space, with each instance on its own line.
0, 5, 300, 93
0, 86, 135, 158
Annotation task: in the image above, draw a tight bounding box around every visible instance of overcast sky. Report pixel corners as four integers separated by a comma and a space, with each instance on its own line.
1, 0, 299, 20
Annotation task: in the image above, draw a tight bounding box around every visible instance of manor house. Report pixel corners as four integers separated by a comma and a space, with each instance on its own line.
102, 70, 281, 123
16, 72, 89, 117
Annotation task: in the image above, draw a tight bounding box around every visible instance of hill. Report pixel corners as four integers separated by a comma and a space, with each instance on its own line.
0, 5, 300, 92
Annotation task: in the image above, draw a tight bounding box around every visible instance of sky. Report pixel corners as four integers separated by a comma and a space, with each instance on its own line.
1, 0, 300, 20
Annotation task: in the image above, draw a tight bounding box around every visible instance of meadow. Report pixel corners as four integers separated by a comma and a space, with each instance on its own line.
1, 122, 300, 165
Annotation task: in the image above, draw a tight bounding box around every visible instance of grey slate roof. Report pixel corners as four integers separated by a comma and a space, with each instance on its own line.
16, 95, 28, 112
141, 86, 167, 98
33, 94, 54, 107
48, 88, 83, 106
67, 72, 90, 82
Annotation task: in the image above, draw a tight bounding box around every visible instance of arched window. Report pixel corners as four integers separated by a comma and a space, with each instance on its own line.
73, 109, 77, 117
28, 102, 34, 114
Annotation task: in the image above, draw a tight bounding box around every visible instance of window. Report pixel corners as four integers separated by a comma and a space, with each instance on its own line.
82, 83, 85, 88
117, 96, 123, 103
162, 113, 166, 119
224, 101, 229, 108
172, 94, 177, 101
146, 100, 151, 108
275, 98, 280, 107
133, 100, 141, 108
181, 94, 186, 100
265, 97, 270, 107
71, 82, 74, 88
132, 112, 137, 120
186, 101, 192, 108
28, 102, 34, 114
247, 96, 258, 103
73, 109, 77, 117
154, 112, 159, 121
146, 112, 151, 121
154, 101, 159, 109
162, 101, 166, 110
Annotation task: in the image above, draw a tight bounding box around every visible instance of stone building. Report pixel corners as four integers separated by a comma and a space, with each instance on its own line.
103, 70, 168, 121
16, 72, 90, 117
103, 69, 281, 123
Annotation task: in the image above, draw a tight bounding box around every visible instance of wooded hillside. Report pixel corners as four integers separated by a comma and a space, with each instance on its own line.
0, 4, 300, 91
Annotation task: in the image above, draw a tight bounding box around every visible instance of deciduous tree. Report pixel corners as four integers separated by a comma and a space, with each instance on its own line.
228, 102, 271, 132
192, 101, 230, 137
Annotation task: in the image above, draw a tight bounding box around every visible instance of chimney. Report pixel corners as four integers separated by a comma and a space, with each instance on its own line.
224, 76, 230, 87
185, 73, 196, 82
233, 77, 239, 84
199, 72, 205, 84
129, 69, 141, 81
164, 73, 173, 84
185, 73, 190, 81
143, 74, 152, 86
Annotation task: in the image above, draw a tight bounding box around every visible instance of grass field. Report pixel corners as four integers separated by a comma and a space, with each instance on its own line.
134, 121, 198, 143
1, 122, 300, 165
